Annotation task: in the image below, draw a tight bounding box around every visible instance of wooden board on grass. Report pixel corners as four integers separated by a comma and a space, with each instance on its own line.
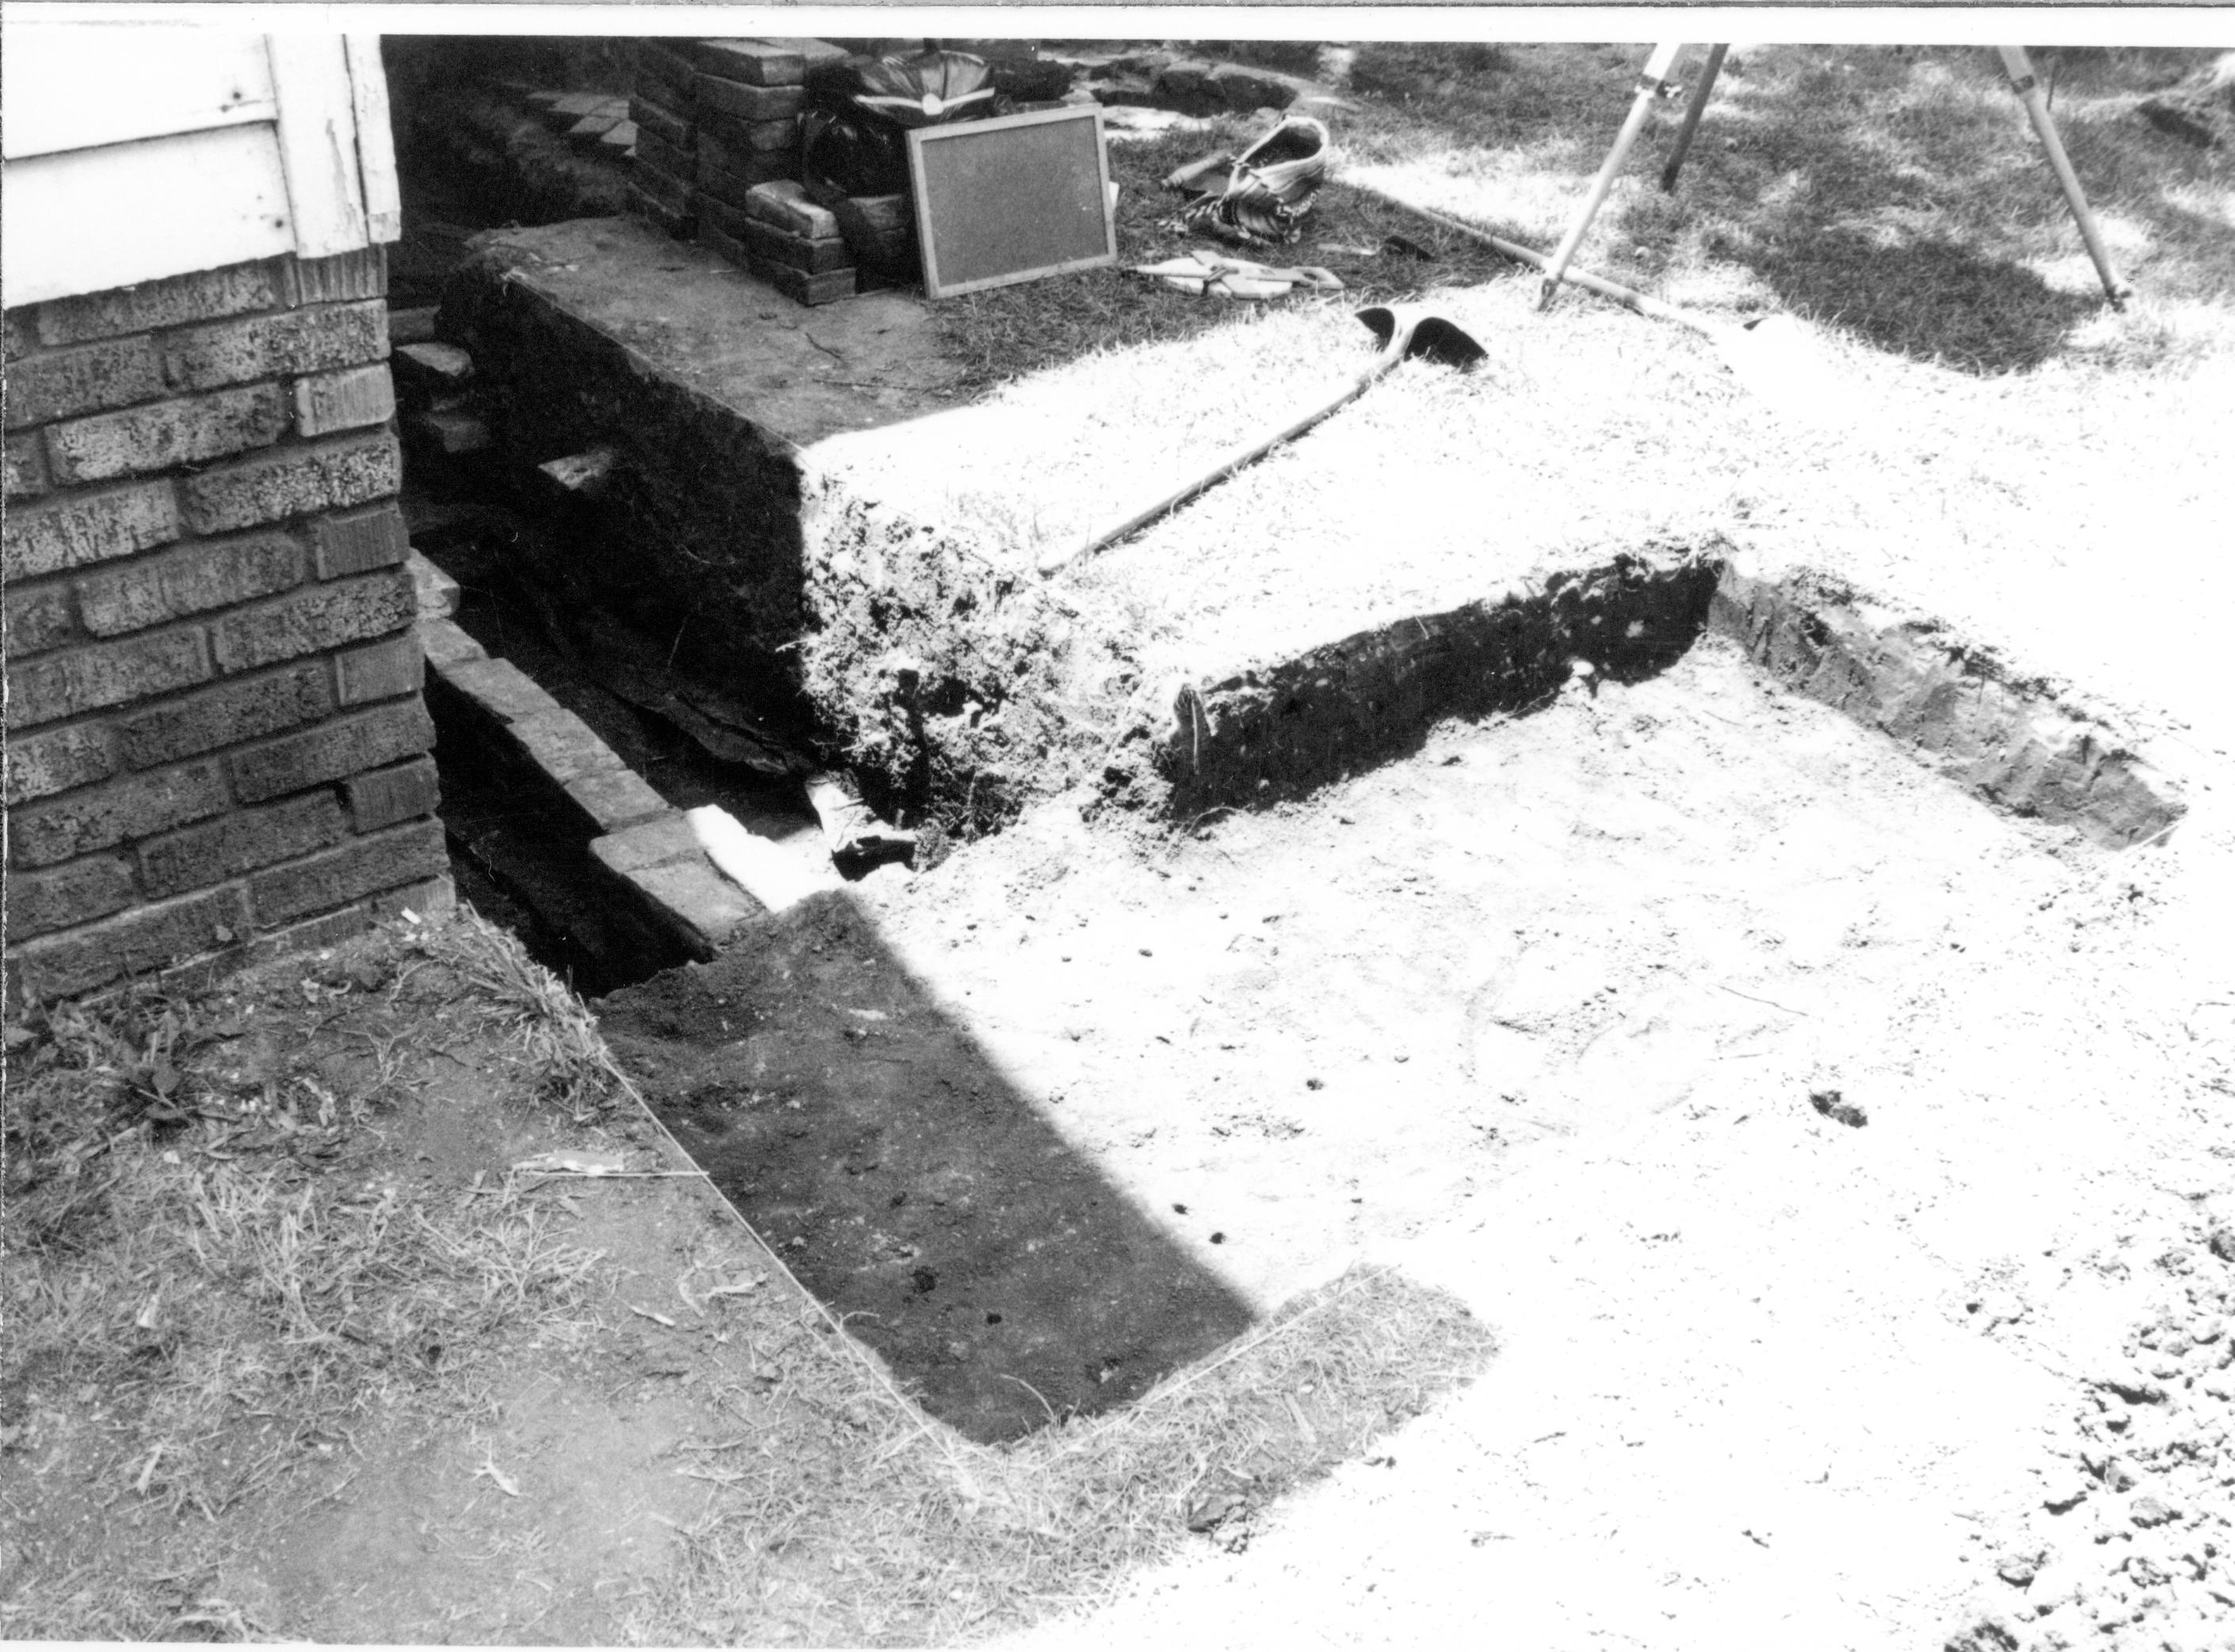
905, 106, 1115, 299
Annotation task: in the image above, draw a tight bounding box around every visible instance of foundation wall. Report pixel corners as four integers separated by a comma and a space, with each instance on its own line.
4, 250, 448, 1003
419, 609, 761, 980
436, 238, 810, 688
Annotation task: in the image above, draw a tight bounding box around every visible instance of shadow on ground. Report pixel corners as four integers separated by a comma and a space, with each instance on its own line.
595, 891, 1258, 1443
1662, 49, 2111, 372
1711, 226, 2096, 373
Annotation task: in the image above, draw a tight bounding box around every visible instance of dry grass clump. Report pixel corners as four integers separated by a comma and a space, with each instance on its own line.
634, 1263, 1496, 1645
0, 927, 607, 1640
403, 902, 626, 1122
6, 912, 1502, 1643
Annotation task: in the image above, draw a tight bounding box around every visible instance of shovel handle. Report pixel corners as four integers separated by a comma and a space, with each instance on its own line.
1037, 342, 1405, 577
1347, 184, 1715, 338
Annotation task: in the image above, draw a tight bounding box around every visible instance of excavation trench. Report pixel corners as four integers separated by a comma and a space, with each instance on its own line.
400, 162, 2181, 1448
414, 498, 2184, 1440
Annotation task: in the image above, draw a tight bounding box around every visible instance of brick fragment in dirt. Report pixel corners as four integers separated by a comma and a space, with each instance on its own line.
597, 891, 1258, 1442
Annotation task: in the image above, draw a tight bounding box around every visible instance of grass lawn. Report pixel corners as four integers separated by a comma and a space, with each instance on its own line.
942, 44, 2232, 383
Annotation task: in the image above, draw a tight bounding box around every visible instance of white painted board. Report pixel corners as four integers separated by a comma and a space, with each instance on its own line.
1, 25, 398, 308
345, 33, 402, 246
268, 33, 372, 260
1, 28, 276, 161
0, 124, 296, 308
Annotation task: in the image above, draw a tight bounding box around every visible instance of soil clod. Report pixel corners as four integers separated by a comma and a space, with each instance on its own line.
1811, 1089, 1869, 1128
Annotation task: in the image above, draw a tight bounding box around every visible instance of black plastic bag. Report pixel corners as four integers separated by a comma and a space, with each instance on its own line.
803, 51, 996, 200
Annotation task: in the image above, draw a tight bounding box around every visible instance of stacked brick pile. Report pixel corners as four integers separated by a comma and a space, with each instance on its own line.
728, 182, 859, 306
627, 40, 704, 238
628, 37, 865, 304
692, 40, 834, 296
2, 249, 447, 1004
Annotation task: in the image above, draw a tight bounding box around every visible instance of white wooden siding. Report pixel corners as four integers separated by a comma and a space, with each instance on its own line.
2, 124, 298, 304
2, 27, 399, 307
1, 29, 276, 161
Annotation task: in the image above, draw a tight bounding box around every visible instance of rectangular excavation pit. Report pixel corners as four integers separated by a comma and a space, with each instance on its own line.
421, 216, 2191, 1450
1154, 557, 2183, 848
405, 462, 2188, 1443
587, 624, 2184, 1444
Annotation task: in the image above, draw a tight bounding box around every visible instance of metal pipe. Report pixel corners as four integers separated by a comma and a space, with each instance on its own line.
1660, 44, 1730, 193
1539, 41, 1687, 310
1997, 44, 2130, 307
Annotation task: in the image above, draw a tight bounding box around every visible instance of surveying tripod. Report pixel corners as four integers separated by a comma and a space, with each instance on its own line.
1537, 44, 2132, 313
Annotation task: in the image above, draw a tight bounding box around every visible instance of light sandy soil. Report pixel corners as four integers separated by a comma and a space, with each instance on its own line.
838, 635, 2235, 1650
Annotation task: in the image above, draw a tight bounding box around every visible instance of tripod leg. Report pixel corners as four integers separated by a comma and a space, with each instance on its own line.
1660, 44, 1730, 192
1539, 42, 1687, 310
1997, 45, 2130, 307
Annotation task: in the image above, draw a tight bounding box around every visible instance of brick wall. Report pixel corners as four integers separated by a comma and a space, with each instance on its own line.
4, 247, 448, 1005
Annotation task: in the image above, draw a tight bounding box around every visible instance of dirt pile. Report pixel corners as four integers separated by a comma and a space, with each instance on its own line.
1951, 1220, 2235, 1650
798, 484, 1106, 838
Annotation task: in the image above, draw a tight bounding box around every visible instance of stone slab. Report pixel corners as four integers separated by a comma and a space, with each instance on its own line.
457, 218, 958, 451
589, 813, 761, 960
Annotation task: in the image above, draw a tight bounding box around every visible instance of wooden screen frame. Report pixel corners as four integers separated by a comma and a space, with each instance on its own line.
906, 106, 1117, 299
